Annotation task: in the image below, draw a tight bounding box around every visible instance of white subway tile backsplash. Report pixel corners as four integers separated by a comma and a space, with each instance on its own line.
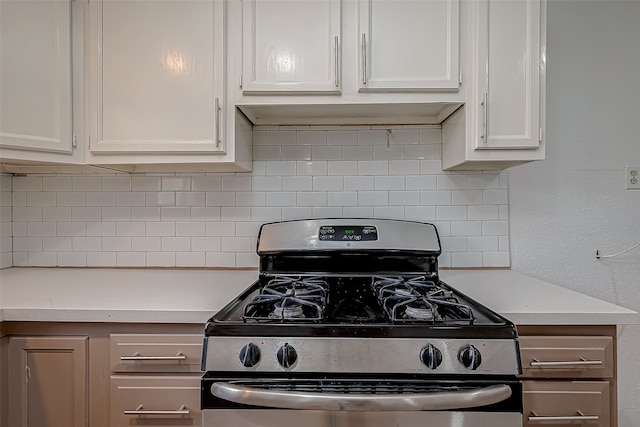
296, 161, 327, 176
27, 192, 56, 206
146, 252, 176, 267
102, 207, 132, 222
117, 252, 146, 267
358, 160, 388, 176
132, 237, 161, 252
312, 146, 342, 160
313, 176, 344, 191
176, 192, 206, 207
404, 206, 436, 221
43, 207, 72, 222
375, 176, 405, 191
72, 176, 101, 191
86, 192, 115, 207
162, 237, 190, 252
4, 126, 510, 269
343, 146, 373, 161
327, 130, 357, 146
297, 130, 326, 145
132, 176, 162, 191
282, 146, 311, 161
435, 206, 467, 221
42, 176, 71, 192
102, 236, 132, 252
146, 222, 175, 236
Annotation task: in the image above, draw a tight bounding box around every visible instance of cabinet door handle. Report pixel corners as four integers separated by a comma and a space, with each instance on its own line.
361, 33, 367, 85
528, 410, 599, 422
215, 97, 221, 147
120, 352, 186, 361
124, 404, 190, 416
530, 357, 603, 367
480, 92, 488, 142
334, 35, 340, 87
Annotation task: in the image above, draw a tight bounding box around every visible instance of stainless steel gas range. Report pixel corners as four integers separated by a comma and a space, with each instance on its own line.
201, 219, 522, 427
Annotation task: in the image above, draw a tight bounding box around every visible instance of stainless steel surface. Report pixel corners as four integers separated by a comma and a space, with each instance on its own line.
481, 92, 488, 142
257, 219, 440, 254
361, 33, 367, 85
211, 382, 512, 411
124, 404, 190, 416
530, 357, 602, 367
204, 336, 520, 375
214, 97, 221, 147
120, 353, 186, 361
334, 36, 339, 87
528, 410, 599, 422
203, 409, 522, 427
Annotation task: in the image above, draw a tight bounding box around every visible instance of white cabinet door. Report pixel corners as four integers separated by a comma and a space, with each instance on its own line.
0, 0, 74, 154
474, 0, 543, 150
359, 0, 459, 91
89, 0, 225, 154
242, 0, 341, 93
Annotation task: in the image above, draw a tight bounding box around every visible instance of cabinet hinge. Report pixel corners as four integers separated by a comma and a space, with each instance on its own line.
459, 71, 463, 85
72, 133, 77, 148
239, 74, 243, 89
539, 128, 543, 142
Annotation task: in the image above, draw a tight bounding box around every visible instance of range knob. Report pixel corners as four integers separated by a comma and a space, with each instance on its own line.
419, 344, 443, 369
458, 345, 482, 370
276, 343, 298, 368
238, 343, 261, 367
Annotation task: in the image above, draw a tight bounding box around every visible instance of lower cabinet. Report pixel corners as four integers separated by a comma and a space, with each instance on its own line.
111, 376, 201, 427
7, 336, 89, 427
517, 325, 617, 427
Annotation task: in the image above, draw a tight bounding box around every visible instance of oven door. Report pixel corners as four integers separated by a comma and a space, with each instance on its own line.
201, 375, 522, 427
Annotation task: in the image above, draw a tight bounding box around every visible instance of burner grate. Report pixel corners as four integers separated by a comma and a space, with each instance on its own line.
242, 276, 328, 322
372, 276, 474, 323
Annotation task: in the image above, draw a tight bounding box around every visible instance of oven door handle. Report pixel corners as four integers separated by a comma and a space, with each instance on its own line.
211, 382, 512, 411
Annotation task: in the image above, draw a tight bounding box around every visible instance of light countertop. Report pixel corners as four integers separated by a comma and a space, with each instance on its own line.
0, 267, 636, 325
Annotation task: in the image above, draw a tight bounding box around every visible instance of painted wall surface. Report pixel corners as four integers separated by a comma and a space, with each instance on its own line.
7, 126, 510, 269
509, 1, 640, 425
0, 174, 12, 269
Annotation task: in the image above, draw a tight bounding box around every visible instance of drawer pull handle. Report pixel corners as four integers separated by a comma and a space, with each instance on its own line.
121, 352, 186, 361
528, 410, 599, 422
530, 357, 603, 367
124, 404, 190, 416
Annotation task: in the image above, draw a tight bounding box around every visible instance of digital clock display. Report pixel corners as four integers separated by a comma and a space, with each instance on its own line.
318, 225, 378, 241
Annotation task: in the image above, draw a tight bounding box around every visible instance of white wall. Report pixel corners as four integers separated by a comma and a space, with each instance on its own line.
509, 1, 640, 425
7, 125, 510, 269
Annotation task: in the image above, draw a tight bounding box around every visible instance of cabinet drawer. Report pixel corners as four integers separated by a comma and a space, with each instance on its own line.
110, 334, 203, 373
519, 336, 613, 378
523, 381, 610, 427
110, 376, 201, 427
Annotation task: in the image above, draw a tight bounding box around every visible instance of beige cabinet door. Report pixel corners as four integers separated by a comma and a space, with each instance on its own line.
8, 336, 88, 427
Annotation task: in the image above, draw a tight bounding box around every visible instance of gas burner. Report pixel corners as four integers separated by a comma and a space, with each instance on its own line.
272, 300, 304, 319
242, 276, 328, 322
372, 276, 474, 323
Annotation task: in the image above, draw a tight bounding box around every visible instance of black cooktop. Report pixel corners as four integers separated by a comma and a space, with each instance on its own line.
205, 273, 517, 340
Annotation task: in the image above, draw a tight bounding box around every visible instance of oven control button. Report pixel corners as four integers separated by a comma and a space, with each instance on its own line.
419, 344, 443, 369
458, 345, 482, 370
276, 343, 298, 368
239, 343, 261, 367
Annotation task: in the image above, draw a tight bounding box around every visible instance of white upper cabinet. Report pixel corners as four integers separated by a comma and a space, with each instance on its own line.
474, 0, 543, 150
358, 0, 460, 91
442, 0, 545, 170
0, 0, 84, 164
242, 0, 341, 93
88, 0, 225, 156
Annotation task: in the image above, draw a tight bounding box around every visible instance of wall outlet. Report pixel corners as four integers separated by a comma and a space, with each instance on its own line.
625, 166, 640, 189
